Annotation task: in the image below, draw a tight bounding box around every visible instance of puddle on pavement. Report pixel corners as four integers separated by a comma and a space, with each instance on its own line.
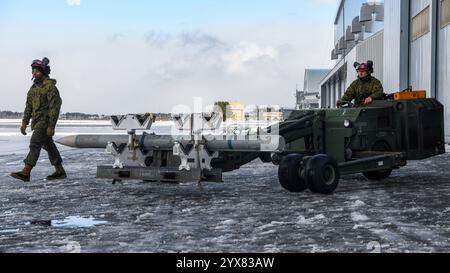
29, 216, 107, 229
0, 229, 19, 234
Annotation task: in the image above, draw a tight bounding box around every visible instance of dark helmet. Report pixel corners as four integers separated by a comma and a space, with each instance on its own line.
353, 60, 374, 74
31, 57, 51, 76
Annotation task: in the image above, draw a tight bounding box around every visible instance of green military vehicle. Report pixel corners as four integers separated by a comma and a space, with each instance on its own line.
57, 97, 445, 195
265, 98, 445, 194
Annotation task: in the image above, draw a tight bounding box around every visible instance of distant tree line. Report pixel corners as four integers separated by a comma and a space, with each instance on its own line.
0, 111, 22, 119
0, 110, 174, 121
60, 112, 110, 120
214, 101, 236, 121
154, 113, 173, 121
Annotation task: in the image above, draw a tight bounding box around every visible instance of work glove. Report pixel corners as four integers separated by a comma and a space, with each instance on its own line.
47, 127, 55, 137
364, 96, 374, 105
20, 122, 27, 136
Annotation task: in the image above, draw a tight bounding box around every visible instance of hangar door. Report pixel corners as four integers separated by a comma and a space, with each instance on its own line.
438, 0, 450, 141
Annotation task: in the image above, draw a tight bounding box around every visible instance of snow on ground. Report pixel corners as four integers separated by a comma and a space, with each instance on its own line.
0, 124, 450, 253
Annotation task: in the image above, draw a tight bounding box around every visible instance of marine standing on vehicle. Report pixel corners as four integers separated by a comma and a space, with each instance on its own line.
336, 61, 384, 107
10, 58, 67, 182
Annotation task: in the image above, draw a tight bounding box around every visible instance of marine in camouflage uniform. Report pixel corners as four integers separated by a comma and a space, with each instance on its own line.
10, 58, 67, 182
337, 61, 384, 108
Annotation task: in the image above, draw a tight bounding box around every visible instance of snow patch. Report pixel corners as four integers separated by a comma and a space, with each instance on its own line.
260, 229, 277, 235
351, 212, 370, 222
6, 161, 23, 166
352, 200, 366, 207
3, 210, 14, 216
313, 214, 326, 220
256, 221, 286, 231
0, 229, 19, 234
219, 219, 238, 225
297, 216, 312, 225
215, 219, 238, 230
296, 214, 327, 225
210, 235, 230, 243
135, 212, 154, 223
263, 244, 281, 253
51, 216, 107, 229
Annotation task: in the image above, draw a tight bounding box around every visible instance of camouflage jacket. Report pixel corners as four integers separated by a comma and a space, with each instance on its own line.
22, 78, 62, 130
341, 75, 384, 107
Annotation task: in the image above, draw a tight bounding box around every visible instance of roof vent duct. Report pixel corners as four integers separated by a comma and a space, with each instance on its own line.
360, 3, 374, 22
345, 26, 355, 41
352, 16, 363, 33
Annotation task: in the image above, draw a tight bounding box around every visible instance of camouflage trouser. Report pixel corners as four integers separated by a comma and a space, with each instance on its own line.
24, 128, 62, 167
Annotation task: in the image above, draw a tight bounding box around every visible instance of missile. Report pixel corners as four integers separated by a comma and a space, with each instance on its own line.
56, 134, 173, 150
56, 134, 285, 152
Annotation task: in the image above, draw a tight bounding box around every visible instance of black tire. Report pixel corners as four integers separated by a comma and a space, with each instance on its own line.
304, 155, 340, 194
278, 154, 307, 193
259, 153, 272, 163
363, 141, 393, 181
363, 169, 392, 180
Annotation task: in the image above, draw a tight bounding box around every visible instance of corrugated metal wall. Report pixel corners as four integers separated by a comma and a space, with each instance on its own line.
410, 0, 432, 96
383, 0, 403, 93
331, 81, 334, 107
344, 48, 357, 90
438, 4, 450, 140
328, 82, 333, 107
356, 31, 384, 82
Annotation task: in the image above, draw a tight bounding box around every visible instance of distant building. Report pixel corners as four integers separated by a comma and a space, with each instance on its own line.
227, 102, 245, 121
243, 105, 283, 122
260, 106, 283, 122
297, 69, 330, 109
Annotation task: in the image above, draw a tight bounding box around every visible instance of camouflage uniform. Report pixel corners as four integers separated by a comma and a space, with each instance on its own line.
22, 78, 63, 167
341, 75, 384, 107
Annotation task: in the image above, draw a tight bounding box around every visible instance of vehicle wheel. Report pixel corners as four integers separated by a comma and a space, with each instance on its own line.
278, 154, 307, 192
304, 154, 340, 194
363, 141, 393, 181
259, 153, 272, 163
363, 169, 392, 180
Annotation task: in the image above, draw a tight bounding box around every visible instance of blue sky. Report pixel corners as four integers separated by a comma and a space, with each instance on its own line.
1, 0, 339, 114
1, 0, 337, 27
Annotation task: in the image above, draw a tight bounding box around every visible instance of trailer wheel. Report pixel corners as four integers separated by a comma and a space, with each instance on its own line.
278, 154, 307, 192
363, 169, 392, 180
304, 155, 340, 194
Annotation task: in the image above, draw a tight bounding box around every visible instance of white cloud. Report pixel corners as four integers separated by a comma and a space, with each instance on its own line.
66, 0, 81, 6
1, 23, 334, 114
222, 42, 279, 74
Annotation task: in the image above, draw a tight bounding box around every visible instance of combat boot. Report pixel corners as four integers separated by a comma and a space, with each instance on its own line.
46, 165, 67, 181
10, 164, 33, 182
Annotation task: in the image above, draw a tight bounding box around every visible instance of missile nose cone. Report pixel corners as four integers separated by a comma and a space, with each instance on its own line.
56, 135, 77, 147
